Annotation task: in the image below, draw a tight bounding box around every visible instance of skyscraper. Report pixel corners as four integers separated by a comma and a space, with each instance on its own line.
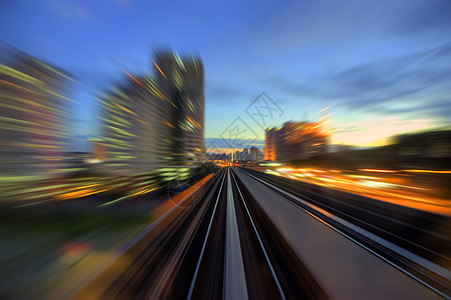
0, 49, 73, 182
101, 50, 205, 179
249, 146, 260, 163
153, 51, 205, 168
264, 121, 328, 162
264, 127, 282, 161
100, 75, 168, 176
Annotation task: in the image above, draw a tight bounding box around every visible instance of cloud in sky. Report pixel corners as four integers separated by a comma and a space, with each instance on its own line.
332, 116, 439, 147
264, 41, 451, 109
208, 52, 451, 143
204, 0, 451, 143
49, 1, 92, 20
2, 0, 451, 148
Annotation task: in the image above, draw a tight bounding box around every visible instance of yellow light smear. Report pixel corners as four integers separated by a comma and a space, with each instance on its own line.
128, 186, 157, 197
115, 103, 137, 116
268, 167, 451, 215
0, 79, 43, 96
64, 183, 100, 192
55, 188, 110, 200
404, 170, 451, 174
359, 169, 397, 173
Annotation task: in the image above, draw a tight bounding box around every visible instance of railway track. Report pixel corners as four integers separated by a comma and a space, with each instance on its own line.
94, 168, 326, 299
71, 167, 447, 299
238, 167, 450, 298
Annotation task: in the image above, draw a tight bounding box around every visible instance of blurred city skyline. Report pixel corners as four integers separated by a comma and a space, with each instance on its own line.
1, 2, 451, 298
1, 0, 451, 151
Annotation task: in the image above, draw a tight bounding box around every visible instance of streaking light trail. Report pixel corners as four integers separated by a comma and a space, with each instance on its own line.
152, 59, 167, 78
122, 68, 145, 88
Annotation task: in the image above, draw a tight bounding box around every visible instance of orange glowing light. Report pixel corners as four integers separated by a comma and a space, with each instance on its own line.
153, 174, 213, 218
0, 79, 43, 96
55, 188, 109, 200
267, 165, 451, 215
187, 116, 201, 128
122, 68, 145, 88
115, 103, 137, 115
60, 241, 92, 255
164, 121, 175, 128
404, 169, 451, 174
135, 117, 150, 126
359, 169, 397, 173
152, 59, 167, 78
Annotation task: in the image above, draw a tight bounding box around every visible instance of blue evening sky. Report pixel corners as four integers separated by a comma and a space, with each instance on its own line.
1, 0, 450, 150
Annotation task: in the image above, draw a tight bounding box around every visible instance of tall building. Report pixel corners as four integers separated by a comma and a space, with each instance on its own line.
88, 137, 107, 163
101, 50, 205, 179
101, 75, 168, 176
232, 148, 251, 162
249, 146, 261, 163
264, 127, 283, 161
0, 49, 73, 181
153, 51, 205, 169
264, 121, 328, 162
264, 128, 276, 161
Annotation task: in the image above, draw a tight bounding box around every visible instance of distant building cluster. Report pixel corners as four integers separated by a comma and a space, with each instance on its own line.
100, 51, 205, 180
207, 152, 230, 162
207, 146, 262, 164
231, 147, 262, 163
0, 49, 73, 181
264, 121, 328, 162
